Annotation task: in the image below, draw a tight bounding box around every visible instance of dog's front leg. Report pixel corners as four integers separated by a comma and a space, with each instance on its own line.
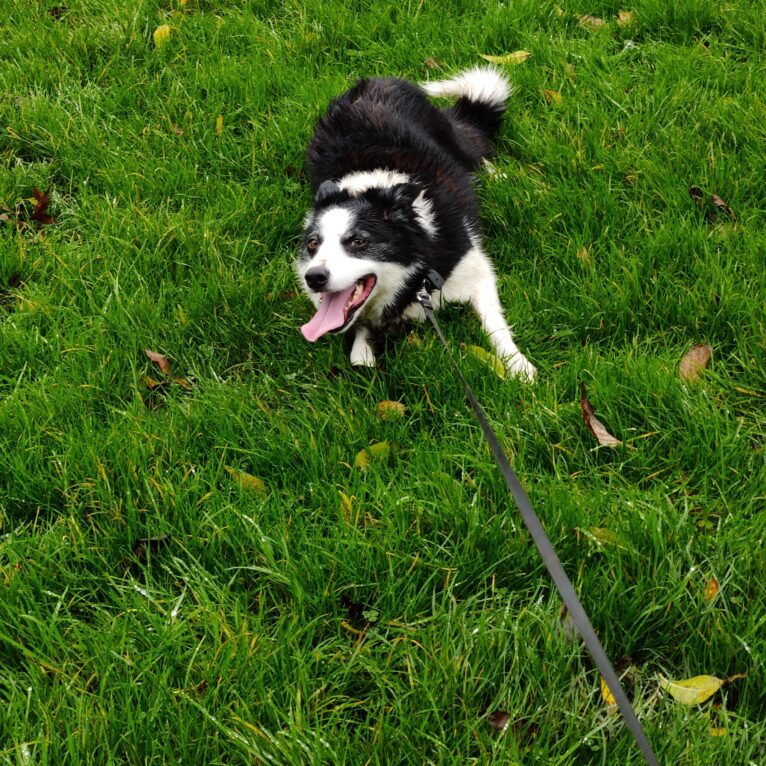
350, 325, 376, 367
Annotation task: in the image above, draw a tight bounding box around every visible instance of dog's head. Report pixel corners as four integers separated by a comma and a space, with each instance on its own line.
296, 177, 434, 341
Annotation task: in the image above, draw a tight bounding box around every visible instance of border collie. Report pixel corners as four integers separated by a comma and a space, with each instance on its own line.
295, 66, 536, 381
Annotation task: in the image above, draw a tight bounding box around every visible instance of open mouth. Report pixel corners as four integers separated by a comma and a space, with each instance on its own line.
301, 274, 377, 342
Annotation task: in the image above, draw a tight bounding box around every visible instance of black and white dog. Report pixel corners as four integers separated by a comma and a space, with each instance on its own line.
295, 66, 536, 381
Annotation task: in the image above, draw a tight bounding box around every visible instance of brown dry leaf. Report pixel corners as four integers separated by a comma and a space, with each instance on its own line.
31, 188, 57, 225
543, 89, 563, 105
688, 186, 704, 206
616, 9, 635, 26
224, 465, 266, 494
143, 375, 169, 391
423, 56, 443, 70
144, 349, 192, 389
378, 400, 406, 420
711, 194, 736, 221
679, 343, 712, 381
145, 349, 173, 376
580, 383, 622, 447
479, 50, 531, 65
488, 711, 511, 732
578, 14, 607, 28
704, 577, 720, 601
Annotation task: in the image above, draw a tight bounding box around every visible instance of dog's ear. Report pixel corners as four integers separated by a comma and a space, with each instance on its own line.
382, 183, 421, 222
315, 179, 341, 204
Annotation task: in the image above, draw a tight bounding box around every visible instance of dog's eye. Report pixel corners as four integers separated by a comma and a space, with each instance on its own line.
350, 238, 367, 249
306, 237, 319, 251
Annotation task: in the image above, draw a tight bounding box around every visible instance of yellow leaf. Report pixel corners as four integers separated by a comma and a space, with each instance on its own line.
704, 577, 719, 601
463, 344, 506, 379
378, 400, 406, 420
339, 491, 356, 518
215, 114, 224, 136
617, 9, 635, 27
153, 24, 172, 47
600, 675, 616, 707
578, 14, 607, 28
354, 441, 391, 470
659, 674, 723, 705
577, 526, 630, 551
224, 465, 266, 494
710, 725, 727, 737
576, 245, 592, 266
543, 89, 563, 105
479, 50, 531, 65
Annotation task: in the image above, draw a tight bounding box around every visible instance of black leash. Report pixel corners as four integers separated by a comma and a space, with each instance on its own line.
416, 271, 660, 766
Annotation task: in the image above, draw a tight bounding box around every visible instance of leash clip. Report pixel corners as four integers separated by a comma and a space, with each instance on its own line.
417, 269, 444, 311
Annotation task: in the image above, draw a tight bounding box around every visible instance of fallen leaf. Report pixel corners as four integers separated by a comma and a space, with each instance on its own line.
30, 188, 57, 225
659, 674, 723, 705
711, 194, 735, 221
704, 577, 719, 601
601, 675, 617, 707
423, 56, 443, 70
144, 349, 192, 389
377, 400, 406, 420
224, 465, 266, 494
679, 343, 712, 381
463, 344, 506, 380
143, 375, 169, 391
578, 14, 607, 28
580, 383, 622, 447
488, 711, 511, 732
543, 88, 563, 105
153, 24, 172, 47
215, 114, 224, 136
688, 185, 705, 207
354, 441, 391, 470
578, 526, 630, 550
480, 50, 531, 66
616, 9, 635, 26
145, 349, 172, 376
576, 245, 592, 266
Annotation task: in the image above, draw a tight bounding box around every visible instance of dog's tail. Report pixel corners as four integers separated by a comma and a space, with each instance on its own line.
421, 65, 510, 145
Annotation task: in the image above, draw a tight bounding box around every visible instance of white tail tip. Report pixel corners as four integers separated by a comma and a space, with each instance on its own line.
421, 65, 511, 106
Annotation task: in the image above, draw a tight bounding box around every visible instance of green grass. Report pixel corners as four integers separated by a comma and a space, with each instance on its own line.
1, 0, 765, 763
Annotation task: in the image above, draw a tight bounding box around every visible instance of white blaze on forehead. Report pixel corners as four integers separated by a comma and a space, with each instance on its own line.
338, 169, 410, 195
317, 206, 354, 251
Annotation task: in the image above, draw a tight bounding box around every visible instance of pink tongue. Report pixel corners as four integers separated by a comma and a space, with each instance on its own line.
301, 284, 357, 342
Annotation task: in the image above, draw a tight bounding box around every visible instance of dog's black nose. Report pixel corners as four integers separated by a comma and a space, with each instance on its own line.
305, 266, 330, 292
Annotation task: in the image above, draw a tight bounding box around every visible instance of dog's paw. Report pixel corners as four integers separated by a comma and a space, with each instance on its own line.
506, 354, 537, 382
350, 345, 376, 368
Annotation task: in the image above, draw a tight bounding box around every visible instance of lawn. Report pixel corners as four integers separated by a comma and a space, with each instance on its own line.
1, 0, 765, 763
